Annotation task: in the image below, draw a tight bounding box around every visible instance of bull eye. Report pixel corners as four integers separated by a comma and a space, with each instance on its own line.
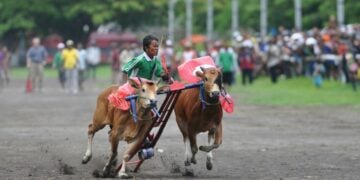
142, 88, 145, 93
204, 77, 208, 81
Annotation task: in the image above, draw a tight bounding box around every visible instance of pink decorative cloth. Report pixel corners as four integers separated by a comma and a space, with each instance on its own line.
220, 93, 234, 113
177, 56, 216, 83
107, 78, 146, 110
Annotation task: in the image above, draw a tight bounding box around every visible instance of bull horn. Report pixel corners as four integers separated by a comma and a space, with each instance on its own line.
137, 77, 143, 84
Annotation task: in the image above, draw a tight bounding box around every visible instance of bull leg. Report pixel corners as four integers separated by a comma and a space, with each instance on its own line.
183, 137, 194, 176
206, 131, 215, 170
82, 122, 105, 164
199, 124, 222, 152
188, 134, 198, 165
102, 130, 119, 176
117, 133, 144, 178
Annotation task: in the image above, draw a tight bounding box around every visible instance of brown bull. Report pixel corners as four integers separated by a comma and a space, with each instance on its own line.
174, 67, 223, 176
81, 79, 159, 178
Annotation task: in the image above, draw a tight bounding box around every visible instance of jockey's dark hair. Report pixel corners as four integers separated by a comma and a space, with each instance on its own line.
143, 35, 159, 51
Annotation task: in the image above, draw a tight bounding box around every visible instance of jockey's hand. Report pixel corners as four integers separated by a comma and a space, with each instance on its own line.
167, 77, 174, 84
161, 73, 173, 84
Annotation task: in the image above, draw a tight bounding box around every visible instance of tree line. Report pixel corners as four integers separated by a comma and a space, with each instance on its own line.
0, 0, 359, 44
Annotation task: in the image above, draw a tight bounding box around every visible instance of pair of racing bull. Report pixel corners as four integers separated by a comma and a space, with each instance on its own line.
81, 66, 224, 178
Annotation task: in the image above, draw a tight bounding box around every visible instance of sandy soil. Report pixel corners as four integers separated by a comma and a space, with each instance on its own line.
1, 78, 360, 179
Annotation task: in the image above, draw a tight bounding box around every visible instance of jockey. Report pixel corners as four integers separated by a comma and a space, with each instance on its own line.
122, 34, 171, 83
109, 35, 172, 111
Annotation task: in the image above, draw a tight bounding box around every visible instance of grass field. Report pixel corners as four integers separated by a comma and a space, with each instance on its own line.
9, 66, 360, 107
230, 75, 360, 107
10, 65, 112, 79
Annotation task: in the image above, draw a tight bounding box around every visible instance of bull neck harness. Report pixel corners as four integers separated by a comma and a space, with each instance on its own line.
129, 95, 160, 123
199, 83, 220, 110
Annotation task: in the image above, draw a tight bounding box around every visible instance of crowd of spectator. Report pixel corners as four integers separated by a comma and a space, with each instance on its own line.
1, 16, 360, 93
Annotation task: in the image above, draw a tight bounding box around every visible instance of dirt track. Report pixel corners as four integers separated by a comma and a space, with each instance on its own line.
1, 78, 360, 179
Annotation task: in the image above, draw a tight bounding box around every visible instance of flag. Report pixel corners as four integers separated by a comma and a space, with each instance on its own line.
177, 56, 216, 83
25, 78, 32, 93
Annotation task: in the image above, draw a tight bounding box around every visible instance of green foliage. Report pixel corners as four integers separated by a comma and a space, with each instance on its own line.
1, 0, 360, 41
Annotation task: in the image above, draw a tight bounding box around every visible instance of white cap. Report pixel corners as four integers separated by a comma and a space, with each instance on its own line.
242, 39, 253, 48
57, 42, 65, 49
291, 33, 304, 44
235, 35, 243, 42
165, 39, 172, 46
66, 40, 74, 46
305, 37, 317, 46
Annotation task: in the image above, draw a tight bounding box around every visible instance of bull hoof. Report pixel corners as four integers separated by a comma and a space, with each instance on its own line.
118, 172, 133, 179
206, 156, 213, 170
206, 161, 213, 170
199, 145, 212, 152
184, 160, 191, 166
92, 169, 104, 178
183, 167, 194, 177
191, 157, 197, 164
82, 155, 92, 164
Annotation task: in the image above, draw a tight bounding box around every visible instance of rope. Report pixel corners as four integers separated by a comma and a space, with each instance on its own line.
129, 95, 158, 122
199, 83, 220, 109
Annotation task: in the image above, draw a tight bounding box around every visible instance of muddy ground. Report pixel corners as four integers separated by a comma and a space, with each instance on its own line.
1, 78, 360, 180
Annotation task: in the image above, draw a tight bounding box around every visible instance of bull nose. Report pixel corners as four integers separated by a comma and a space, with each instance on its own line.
211, 91, 220, 97
150, 99, 157, 108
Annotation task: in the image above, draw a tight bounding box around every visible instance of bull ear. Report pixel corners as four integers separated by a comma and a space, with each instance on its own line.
195, 71, 205, 79
200, 66, 206, 72
156, 79, 161, 86
128, 78, 140, 89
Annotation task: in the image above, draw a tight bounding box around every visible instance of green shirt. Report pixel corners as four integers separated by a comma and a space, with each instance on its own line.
52, 51, 63, 69
219, 50, 234, 72
122, 53, 163, 80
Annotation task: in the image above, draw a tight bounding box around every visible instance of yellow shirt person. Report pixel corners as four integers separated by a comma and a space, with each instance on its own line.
62, 40, 78, 70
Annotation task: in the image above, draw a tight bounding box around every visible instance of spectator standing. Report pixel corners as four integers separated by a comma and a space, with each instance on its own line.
110, 43, 120, 84
26, 37, 48, 92
267, 38, 282, 83
52, 43, 65, 89
209, 41, 222, 65
238, 40, 256, 85
303, 37, 321, 77
159, 40, 176, 77
280, 37, 294, 78
0, 46, 5, 90
2, 45, 11, 85
219, 43, 236, 87
77, 43, 87, 91
86, 40, 100, 80
62, 40, 78, 94
321, 34, 338, 80
119, 43, 134, 83
180, 41, 197, 64
313, 59, 325, 88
